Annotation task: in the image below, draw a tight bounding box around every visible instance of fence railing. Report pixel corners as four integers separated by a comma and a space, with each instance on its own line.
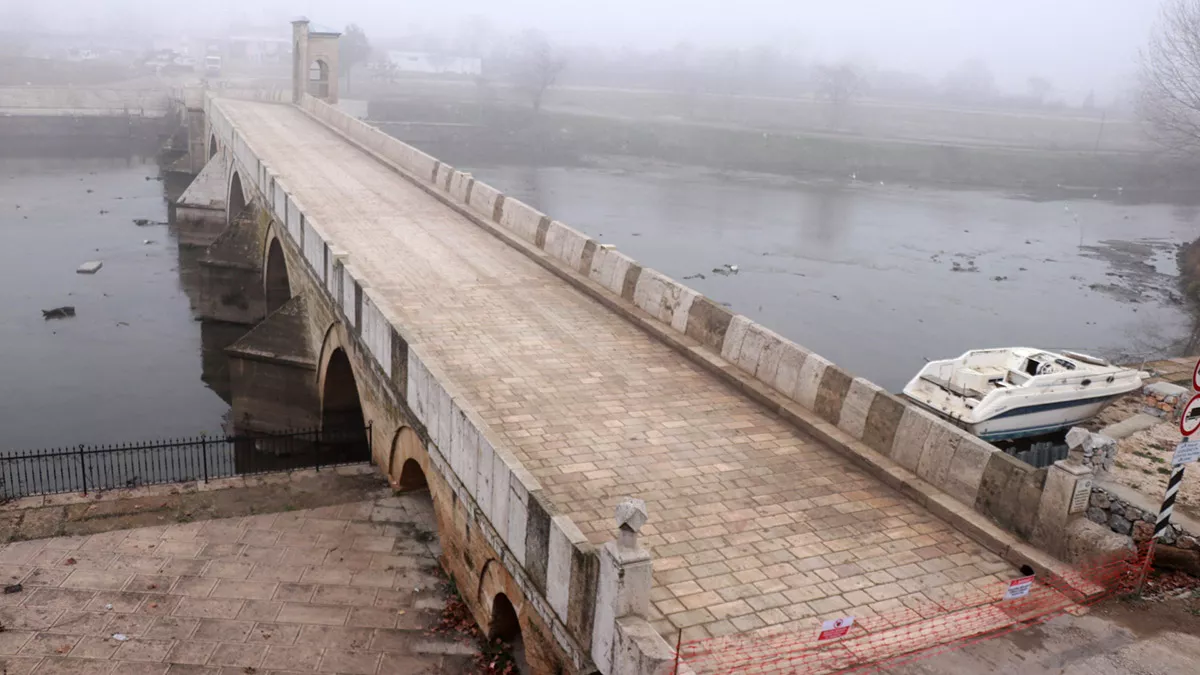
0, 425, 372, 501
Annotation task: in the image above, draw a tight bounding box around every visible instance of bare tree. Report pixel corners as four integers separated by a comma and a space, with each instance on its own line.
514, 31, 566, 113
339, 24, 371, 95
1140, 0, 1200, 151
815, 61, 865, 128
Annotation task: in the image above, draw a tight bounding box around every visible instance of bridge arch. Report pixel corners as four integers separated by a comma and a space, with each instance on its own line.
227, 169, 246, 228
309, 59, 330, 98
489, 593, 528, 670
388, 427, 429, 490
263, 234, 292, 315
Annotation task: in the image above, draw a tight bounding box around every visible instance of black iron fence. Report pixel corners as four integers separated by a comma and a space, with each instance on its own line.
0, 425, 372, 501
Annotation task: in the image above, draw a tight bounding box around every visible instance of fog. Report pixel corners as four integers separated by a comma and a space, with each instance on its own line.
5, 0, 1163, 99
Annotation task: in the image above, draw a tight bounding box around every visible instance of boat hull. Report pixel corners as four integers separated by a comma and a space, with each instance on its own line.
910, 393, 1124, 441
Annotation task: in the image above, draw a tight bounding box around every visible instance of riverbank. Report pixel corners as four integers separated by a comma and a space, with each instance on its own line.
369, 97, 1200, 198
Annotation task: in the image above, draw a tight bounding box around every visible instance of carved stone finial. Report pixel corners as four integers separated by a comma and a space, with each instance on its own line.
615, 497, 648, 533
615, 498, 648, 550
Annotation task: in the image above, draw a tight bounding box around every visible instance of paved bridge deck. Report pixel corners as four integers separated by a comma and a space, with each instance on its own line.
221, 99, 1015, 641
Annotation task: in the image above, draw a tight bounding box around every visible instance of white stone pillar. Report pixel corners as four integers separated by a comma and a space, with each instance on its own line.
291, 19, 310, 104
592, 499, 653, 672
1032, 458, 1094, 554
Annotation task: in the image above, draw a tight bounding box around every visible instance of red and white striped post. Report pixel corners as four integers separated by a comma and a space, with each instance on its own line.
1137, 360, 1200, 594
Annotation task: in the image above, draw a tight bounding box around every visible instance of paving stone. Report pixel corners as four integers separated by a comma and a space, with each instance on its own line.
206, 642, 267, 668
262, 644, 323, 671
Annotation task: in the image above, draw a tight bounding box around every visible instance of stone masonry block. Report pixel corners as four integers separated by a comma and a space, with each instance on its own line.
753, 328, 788, 386
525, 495, 554, 594
943, 433, 994, 505
588, 247, 635, 296
795, 353, 832, 410
543, 221, 591, 272
458, 412, 480, 499
547, 516, 579, 623
813, 366, 853, 424
684, 297, 734, 354
476, 433, 495, 521
620, 263, 642, 301
838, 378, 880, 440
499, 198, 546, 243
504, 460, 531, 566
436, 384, 455, 463
448, 171, 473, 202
567, 541, 599, 647
468, 181, 502, 219
863, 393, 906, 456
406, 350, 429, 431
891, 406, 936, 471
490, 445, 512, 544
917, 422, 961, 488
771, 342, 810, 401
720, 315, 753, 363
632, 269, 699, 334
732, 323, 769, 376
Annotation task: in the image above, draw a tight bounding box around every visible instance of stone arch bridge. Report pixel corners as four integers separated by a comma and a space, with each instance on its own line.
167, 19, 1111, 675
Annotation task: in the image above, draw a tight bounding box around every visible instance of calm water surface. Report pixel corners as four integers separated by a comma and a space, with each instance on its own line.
0, 156, 229, 449
470, 164, 1196, 391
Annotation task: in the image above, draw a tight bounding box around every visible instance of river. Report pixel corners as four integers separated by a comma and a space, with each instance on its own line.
0, 155, 230, 450
466, 162, 1196, 391
0, 150, 1192, 450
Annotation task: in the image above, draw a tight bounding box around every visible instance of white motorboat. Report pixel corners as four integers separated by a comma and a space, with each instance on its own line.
902, 348, 1145, 441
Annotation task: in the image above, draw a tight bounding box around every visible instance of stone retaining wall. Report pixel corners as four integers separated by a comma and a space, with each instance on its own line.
1086, 483, 1200, 574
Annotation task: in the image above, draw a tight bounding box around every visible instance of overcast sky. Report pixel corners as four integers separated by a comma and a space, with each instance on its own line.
10, 0, 1165, 98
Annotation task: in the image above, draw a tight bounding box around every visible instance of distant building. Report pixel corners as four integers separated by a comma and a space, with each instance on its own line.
385, 51, 482, 76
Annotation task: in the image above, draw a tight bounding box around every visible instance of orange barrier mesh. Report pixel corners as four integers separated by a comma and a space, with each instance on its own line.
668, 546, 1146, 675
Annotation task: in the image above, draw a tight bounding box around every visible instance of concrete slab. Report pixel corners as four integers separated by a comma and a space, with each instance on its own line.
76, 261, 103, 274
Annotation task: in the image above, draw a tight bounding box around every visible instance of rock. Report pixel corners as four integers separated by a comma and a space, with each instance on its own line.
1125, 507, 1144, 522
1133, 520, 1154, 542
41, 306, 75, 320
1066, 427, 1092, 451
1178, 535, 1199, 550
1065, 518, 1135, 563
1154, 545, 1200, 576
76, 261, 103, 274
1162, 526, 1178, 546
1086, 506, 1108, 525
1090, 491, 1111, 510
1109, 514, 1132, 535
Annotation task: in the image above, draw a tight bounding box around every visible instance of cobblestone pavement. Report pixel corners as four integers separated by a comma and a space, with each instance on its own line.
220, 99, 1018, 643
0, 492, 475, 674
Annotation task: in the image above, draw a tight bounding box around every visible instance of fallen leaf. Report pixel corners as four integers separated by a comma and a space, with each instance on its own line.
64, 558, 76, 566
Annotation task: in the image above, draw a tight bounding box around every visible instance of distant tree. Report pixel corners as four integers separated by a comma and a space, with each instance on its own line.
1083, 90, 1096, 110
942, 58, 996, 103
1027, 76, 1054, 104
513, 31, 566, 113
1139, 0, 1200, 151
815, 61, 866, 128
339, 24, 371, 95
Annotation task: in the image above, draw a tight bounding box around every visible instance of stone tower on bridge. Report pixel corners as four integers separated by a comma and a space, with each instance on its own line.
291, 18, 341, 104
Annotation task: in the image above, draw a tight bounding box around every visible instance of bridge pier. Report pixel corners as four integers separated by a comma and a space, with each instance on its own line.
226, 295, 321, 433
175, 153, 229, 248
